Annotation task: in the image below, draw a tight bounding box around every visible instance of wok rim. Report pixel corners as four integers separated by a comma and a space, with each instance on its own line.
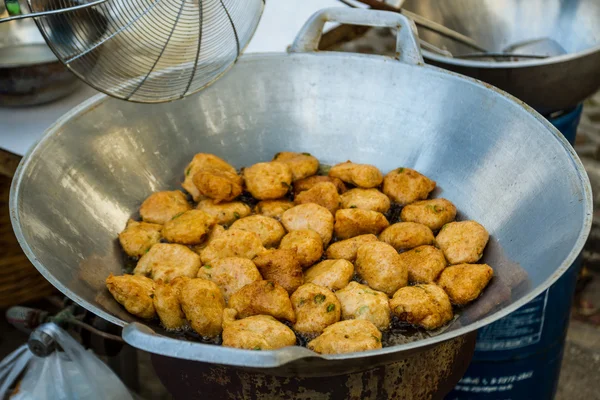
9, 52, 593, 363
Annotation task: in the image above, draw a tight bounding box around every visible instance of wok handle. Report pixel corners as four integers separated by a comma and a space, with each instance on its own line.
122, 322, 320, 368
290, 7, 423, 65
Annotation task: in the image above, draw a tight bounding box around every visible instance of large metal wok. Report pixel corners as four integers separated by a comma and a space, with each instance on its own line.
9, 6, 592, 392
401, 0, 600, 115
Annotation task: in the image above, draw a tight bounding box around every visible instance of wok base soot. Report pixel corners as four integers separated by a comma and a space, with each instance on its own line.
151, 333, 476, 400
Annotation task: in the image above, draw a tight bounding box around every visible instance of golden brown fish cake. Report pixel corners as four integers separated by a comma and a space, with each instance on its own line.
333, 209, 389, 240
335, 282, 391, 330
304, 260, 354, 291
106, 274, 156, 319
196, 257, 262, 302
390, 284, 453, 330
437, 263, 493, 305
191, 224, 226, 254
325, 234, 378, 262
382, 168, 436, 206
400, 198, 457, 231
294, 182, 341, 214
273, 151, 319, 181
243, 161, 293, 200
294, 175, 347, 194
279, 229, 323, 269
134, 243, 201, 283
161, 210, 216, 245
192, 167, 243, 204
222, 309, 297, 350
254, 200, 295, 220
153, 276, 190, 330
307, 320, 382, 355
281, 203, 334, 246
196, 199, 251, 226
182, 153, 238, 202
200, 229, 266, 265
379, 222, 435, 251
399, 245, 447, 283
290, 283, 341, 335
179, 278, 225, 338
328, 161, 383, 188
118, 219, 162, 257
230, 215, 286, 248
340, 188, 391, 213
228, 280, 295, 322
355, 241, 407, 296
139, 190, 191, 224
436, 221, 489, 264
253, 249, 304, 294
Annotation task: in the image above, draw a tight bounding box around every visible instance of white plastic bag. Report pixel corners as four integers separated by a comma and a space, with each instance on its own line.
3, 324, 133, 400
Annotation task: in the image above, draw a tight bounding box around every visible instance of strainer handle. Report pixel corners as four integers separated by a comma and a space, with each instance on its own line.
0, 0, 107, 23
290, 7, 423, 65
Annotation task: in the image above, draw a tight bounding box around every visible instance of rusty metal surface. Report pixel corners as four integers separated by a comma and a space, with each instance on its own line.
151, 332, 476, 400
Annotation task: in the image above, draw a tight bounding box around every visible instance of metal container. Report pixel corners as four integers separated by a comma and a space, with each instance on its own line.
8, 6, 592, 390
401, 0, 600, 115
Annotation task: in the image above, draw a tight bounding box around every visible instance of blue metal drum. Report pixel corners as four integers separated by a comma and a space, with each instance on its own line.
447, 105, 584, 400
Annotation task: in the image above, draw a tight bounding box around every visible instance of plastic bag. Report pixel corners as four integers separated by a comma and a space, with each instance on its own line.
2, 324, 133, 400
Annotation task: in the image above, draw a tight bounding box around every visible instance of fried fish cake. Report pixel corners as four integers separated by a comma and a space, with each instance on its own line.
355, 241, 407, 296
273, 151, 319, 181
325, 234, 378, 262
182, 153, 238, 201
379, 222, 435, 251
153, 276, 190, 330
437, 263, 493, 305
196, 257, 262, 302
279, 229, 323, 269
399, 245, 447, 283
294, 175, 347, 194
435, 221, 489, 264
382, 168, 436, 206
192, 167, 243, 203
222, 309, 297, 350
304, 259, 354, 291
281, 203, 334, 246
139, 190, 191, 224
196, 199, 251, 226
253, 249, 304, 294
228, 280, 295, 322
307, 320, 382, 354
389, 284, 453, 330
254, 200, 295, 220
340, 188, 390, 213
294, 182, 341, 214
290, 283, 341, 336
134, 243, 201, 283
335, 282, 390, 330
333, 209, 389, 240
118, 219, 162, 257
179, 278, 225, 338
243, 161, 293, 200
106, 274, 156, 319
400, 198, 457, 231
230, 215, 286, 248
200, 229, 266, 265
328, 161, 383, 188
162, 210, 216, 245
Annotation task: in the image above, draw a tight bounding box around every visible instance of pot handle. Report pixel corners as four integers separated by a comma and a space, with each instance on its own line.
122, 322, 319, 368
289, 7, 423, 65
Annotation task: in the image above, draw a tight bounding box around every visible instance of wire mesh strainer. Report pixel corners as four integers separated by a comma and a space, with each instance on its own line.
0, 0, 264, 102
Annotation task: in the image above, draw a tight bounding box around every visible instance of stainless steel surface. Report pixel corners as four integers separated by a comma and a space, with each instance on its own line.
402, 0, 600, 114
0, 0, 108, 23
0, 13, 79, 106
9, 8, 593, 373
1, 0, 265, 103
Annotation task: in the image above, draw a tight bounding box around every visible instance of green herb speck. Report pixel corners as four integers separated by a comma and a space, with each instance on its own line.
372, 335, 381, 343
302, 152, 311, 156
314, 294, 326, 304
357, 305, 369, 315
414, 249, 421, 253
327, 303, 335, 312
204, 265, 212, 269
350, 205, 357, 208
253, 346, 261, 351
233, 212, 240, 219
281, 181, 291, 189
171, 212, 184, 220
267, 281, 275, 288
299, 298, 306, 306
397, 168, 405, 173
185, 166, 192, 176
